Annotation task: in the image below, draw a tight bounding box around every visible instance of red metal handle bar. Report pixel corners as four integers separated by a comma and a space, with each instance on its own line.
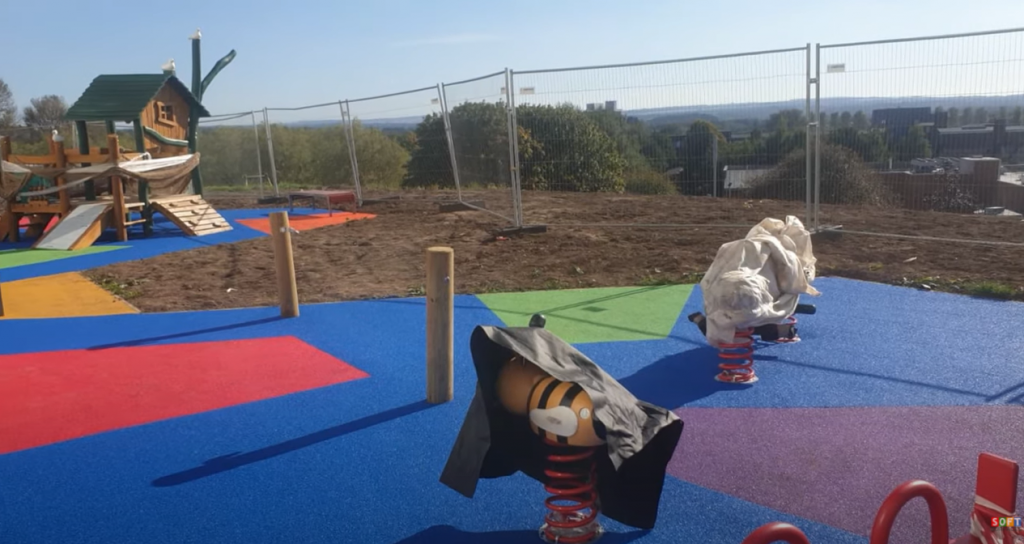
869, 480, 950, 544
740, 522, 813, 544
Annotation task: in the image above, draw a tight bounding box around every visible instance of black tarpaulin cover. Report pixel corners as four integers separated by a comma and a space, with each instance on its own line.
439, 325, 684, 530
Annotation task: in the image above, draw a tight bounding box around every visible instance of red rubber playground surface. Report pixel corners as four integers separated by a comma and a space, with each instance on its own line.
0, 277, 1021, 544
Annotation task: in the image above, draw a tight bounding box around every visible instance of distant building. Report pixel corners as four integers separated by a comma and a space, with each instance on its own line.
872, 107, 934, 140
934, 121, 1024, 159
872, 107, 934, 128
585, 101, 618, 112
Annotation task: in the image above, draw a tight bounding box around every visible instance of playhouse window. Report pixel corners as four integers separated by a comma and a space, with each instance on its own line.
154, 102, 175, 125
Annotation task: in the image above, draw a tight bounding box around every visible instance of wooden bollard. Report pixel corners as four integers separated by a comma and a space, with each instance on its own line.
426, 246, 454, 404
269, 211, 299, 318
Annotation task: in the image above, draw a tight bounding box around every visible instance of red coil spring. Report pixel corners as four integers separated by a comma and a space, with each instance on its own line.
716, 327, 757, 384
540, 441, 601, 544
776, 315, 800, 343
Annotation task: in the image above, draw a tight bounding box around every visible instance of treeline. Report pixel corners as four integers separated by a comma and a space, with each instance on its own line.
192, 103, 816, 196
187, 102, 942, 197
0, 84, 1006, 203
680, 105, 1024, 135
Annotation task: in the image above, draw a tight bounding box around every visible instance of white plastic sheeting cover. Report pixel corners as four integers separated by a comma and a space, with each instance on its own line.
700, 215, 819, 347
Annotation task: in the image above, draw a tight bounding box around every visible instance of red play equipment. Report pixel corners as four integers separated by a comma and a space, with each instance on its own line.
740, 522, 812, 544
287, 189, 356, 217
738, 453, 1021, 544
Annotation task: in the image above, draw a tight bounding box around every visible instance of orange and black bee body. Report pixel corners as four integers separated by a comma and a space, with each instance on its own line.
526, 375, 604, 447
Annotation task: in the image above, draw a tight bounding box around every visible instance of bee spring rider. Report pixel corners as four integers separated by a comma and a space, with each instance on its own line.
440, 314, 683, 542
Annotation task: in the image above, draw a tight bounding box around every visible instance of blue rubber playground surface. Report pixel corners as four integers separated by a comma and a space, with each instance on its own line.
0, 207, 316, 281
1, 263, 1022, 541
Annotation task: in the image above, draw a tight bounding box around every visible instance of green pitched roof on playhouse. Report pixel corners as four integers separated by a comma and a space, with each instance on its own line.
65, 74, 211, 122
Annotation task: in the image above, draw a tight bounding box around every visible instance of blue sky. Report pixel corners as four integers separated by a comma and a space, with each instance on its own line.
2, 0, 1024, 124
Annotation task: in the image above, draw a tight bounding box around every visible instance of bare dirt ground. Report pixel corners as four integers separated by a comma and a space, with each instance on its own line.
83, 189, 1024, 312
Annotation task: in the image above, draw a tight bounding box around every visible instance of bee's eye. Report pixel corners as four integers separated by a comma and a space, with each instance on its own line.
579, 408, 590, 420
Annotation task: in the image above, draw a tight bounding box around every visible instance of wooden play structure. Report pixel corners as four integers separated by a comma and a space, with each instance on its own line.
0, 73, 230, 249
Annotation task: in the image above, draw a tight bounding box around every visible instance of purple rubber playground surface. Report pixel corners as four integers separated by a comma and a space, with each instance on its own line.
668, 405, 1024, 543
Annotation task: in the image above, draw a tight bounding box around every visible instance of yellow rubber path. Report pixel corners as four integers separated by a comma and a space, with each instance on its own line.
0, 272, 138, 319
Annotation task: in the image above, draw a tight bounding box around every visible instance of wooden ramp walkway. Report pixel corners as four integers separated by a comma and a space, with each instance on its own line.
149, 195, 232, 236
34, 203, 112, 250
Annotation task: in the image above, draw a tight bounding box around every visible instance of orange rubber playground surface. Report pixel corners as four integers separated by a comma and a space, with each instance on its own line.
235, 212, 376, 234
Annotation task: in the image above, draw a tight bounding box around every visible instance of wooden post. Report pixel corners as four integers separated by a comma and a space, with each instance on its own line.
269, 211, 299, 318
75, 120, 96, 200
0, 137, 17, 243
54, 138, 70, 216
132, 118, 152, 235
426, 246, 454, 404
107, 134, 128, 242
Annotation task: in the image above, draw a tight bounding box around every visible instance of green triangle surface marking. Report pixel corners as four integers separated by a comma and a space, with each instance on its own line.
477, 284, 695, 344
0, 245, 127, 270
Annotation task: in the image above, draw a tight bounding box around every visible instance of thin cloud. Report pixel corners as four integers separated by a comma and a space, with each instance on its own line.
391, 33, 501, 47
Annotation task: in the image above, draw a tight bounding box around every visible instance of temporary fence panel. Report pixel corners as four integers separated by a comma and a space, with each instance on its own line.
197, 112, 266, 194
441, 70, 520, 223
264, 101, 358, 198
816, 28, 1024, 244
510, 46, 813, 228
346, 86, 450, 202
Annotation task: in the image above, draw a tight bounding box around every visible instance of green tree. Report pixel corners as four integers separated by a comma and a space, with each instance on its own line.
840, 111, 852, 127
404, 101, 506, 189
391, 131, 417, 154
516, 103, 626, 192
962, 107, 974, 125
830, 112, 840, 129
195, 125, 259, 186
828, 126, 888, 162
893, 125, 932, 161
21, 95, 67, 130
402, 113, 452, 188
975, 107, 989, 125
748, 143, 898, 206
585, 109, 649, 172
345, 122, 410, 188
1012, 106, 1023, 125
819, 112, 828, 131
852, 111, 869, 130
678, 120, 725, 195
998, 106, 1009, 121
766, 109, 806, 133
0, 78, 15, 127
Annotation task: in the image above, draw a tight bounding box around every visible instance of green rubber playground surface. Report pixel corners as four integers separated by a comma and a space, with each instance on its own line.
477, 284, 695, 344
0, 246, 126, 270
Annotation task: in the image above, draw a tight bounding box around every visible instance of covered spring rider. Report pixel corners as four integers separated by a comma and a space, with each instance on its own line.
441, 314, 684, 543
688, 216, 821, 384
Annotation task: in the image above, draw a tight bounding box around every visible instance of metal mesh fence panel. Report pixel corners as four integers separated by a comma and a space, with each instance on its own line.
264, 102, 357, 197
197, 112, 267, 195
441, 71, 518, 223
510, 47, 812, 228
817, 29, 1024, 244
1, 125, 63, 155
346, 86, 450, 202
